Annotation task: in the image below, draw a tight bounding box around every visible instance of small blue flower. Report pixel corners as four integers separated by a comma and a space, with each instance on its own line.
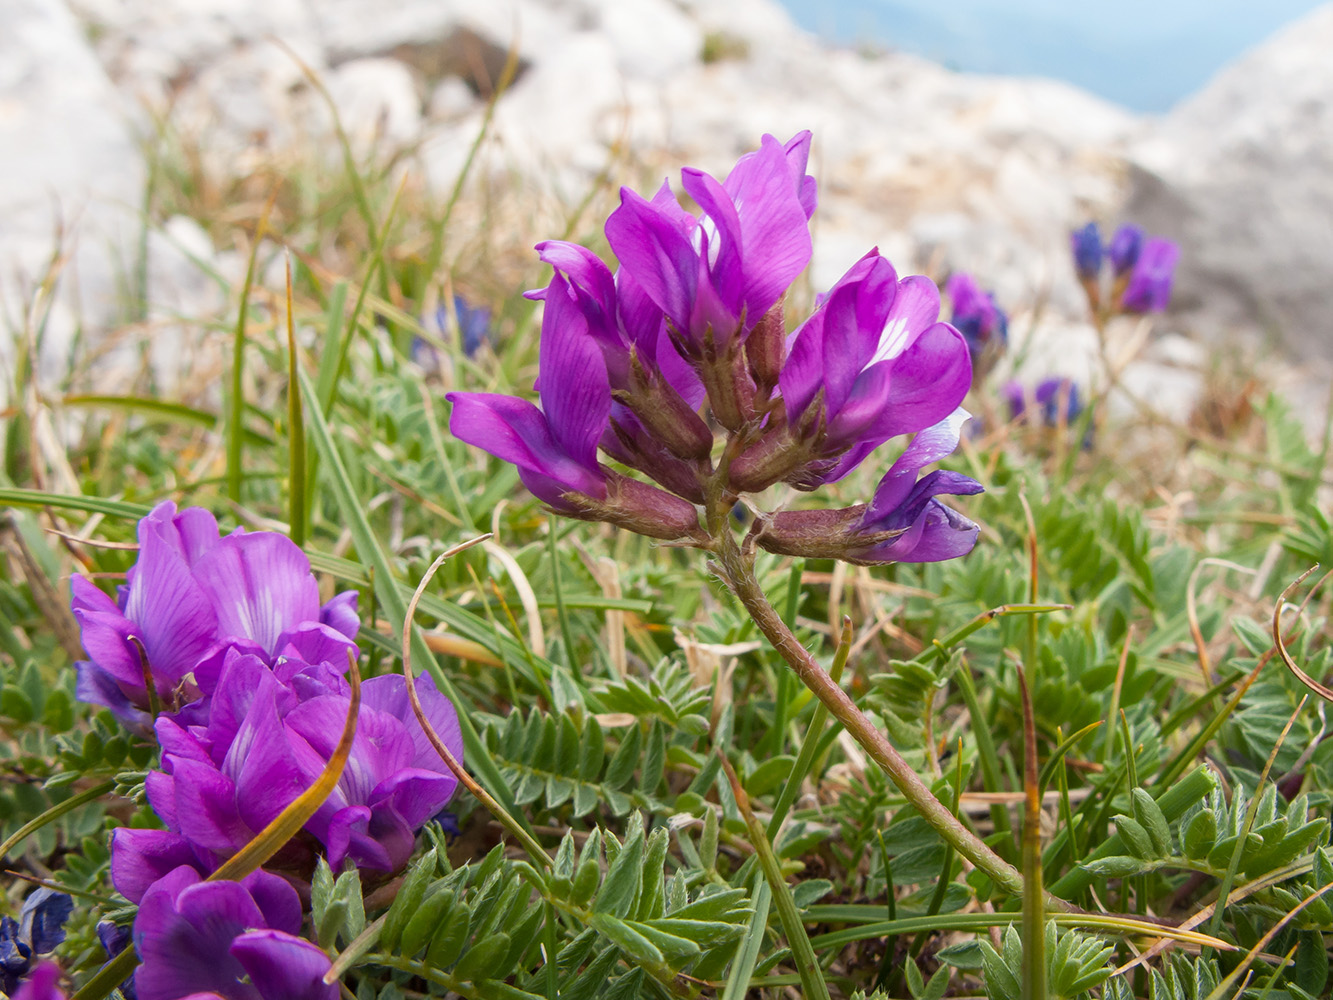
1070, 222, 1103, 281
1107, 224, 1145, 276
452, 294, 493, 357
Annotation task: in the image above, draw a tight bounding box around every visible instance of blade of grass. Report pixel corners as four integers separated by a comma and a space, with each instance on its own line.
721, 755, 831, 1000
284, 254, 307, 547
227, 189, 276, 503
955, 659, 1013, 843
1018, 665, 1046, 1000
1205, 694, 1308, 941
0, 780, 114, 861
62, 395, 275, 447
766, 615, 852, 840
720, 884, 771, 1000
913, 604, 1073, 664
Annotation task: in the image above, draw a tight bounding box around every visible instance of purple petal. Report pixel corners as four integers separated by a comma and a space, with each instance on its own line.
135, 877, 265, 1000
446, 392, 606, 503
318, 591, 359, 641
866, 500, 980, 564
372, 768, 459, 829
110, 830, 203, 904
1122, 237, 1179, 312
225, 677, 312, 833
718, 134, 813, 325
122, 511, 220, 686
865, 409, 973, 518
166, 758, 250, 854
194, 532, 321, 658
604, 186, 698, 332
238, 871, 302, 937
681, 166, 745, 320
780, 131, 818, 219
74, 659, 149, 730
538, 273, 612, 468
868, 275, 941, 366
322, 805, 380, 871
230, 930, 338, 1000
863, 321, 973, 443
12, 961, 64, 1000
359, 674, 464, 772
286, 697, 413, 807
274, 622, 358, 671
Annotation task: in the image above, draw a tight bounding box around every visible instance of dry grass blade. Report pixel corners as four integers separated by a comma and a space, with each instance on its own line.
1273, 566, 1333, 701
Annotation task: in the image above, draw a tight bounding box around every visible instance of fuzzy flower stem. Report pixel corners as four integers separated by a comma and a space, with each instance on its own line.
711, 519, 1067, 910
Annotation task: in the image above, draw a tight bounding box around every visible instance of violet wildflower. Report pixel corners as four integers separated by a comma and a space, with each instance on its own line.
1120, 237, 1179, 313
945, 273, 1007, 372
449, 131, 980, 571
132, 866, 335, 1000
452, 294, 493, 356
71, 502, 359, 729
756, 409, 983, 564
1107, 223, 1145, 276
113, 661, 464, 885
1070, 222, 1103, 281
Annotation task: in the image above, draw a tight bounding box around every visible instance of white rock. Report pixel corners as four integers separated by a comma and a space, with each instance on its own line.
428, 76, 477, 121
1126, 4, 1333, 357
0, 0, 144, 391
327, 58, 423, 154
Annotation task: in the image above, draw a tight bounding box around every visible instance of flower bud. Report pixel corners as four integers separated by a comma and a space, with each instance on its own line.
1070, 222, 1103, 282
697, 329, 756, 432
746, 303, 786, 396
562, 471, 706, 542
618, 350, 714, 460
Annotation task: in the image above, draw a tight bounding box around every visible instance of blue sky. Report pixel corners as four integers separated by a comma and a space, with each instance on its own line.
778, 0, 1323, 111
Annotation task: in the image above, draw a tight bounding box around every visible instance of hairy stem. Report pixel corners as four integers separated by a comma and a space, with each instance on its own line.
713, 527, 1066, 909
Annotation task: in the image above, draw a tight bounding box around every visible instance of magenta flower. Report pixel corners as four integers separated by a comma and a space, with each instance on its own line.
1120, 237, 1179, 313
112, 660, 463, 888
132, 866, 335, 1000
766, 250, 972, 489
757, 409, 982, 564
604, 132, 815, 355
71, 503, 358, 728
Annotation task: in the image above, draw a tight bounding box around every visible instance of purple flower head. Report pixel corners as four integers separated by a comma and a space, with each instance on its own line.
1120, 237, 1179, 313
133, 866, 336, 1000
945, 273, 1008, 364
1107, 224, 1145, 276
114, 663, 464, 882
71, 503, 359, 729
757, 409, 983, 564
604, 132, 816, 354
11, 962, 65, 1000
771, 250, 972, 489
1070, 223, 1103, 281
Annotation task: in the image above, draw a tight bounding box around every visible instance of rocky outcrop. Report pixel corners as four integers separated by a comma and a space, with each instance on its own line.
1126, 4, 1333, 359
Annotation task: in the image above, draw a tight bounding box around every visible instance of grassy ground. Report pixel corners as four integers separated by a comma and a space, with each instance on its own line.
3, 101, 1333, 1000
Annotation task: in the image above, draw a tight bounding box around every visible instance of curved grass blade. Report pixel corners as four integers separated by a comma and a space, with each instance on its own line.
227, 189, 276, 503
1037, 721, 1102, 794
913, 603, 1073, 664
400, 539, 551, 869
1273, 566, 1333, 701
0, 780, 114, 861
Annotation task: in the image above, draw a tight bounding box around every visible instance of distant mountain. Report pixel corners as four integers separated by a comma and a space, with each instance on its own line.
778, 0, 1325, 111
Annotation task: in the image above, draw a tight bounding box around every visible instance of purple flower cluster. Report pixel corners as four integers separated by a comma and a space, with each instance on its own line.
1070, 221, 1179, 315
70, 503, 465, 1000
448, 133, 982, 565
